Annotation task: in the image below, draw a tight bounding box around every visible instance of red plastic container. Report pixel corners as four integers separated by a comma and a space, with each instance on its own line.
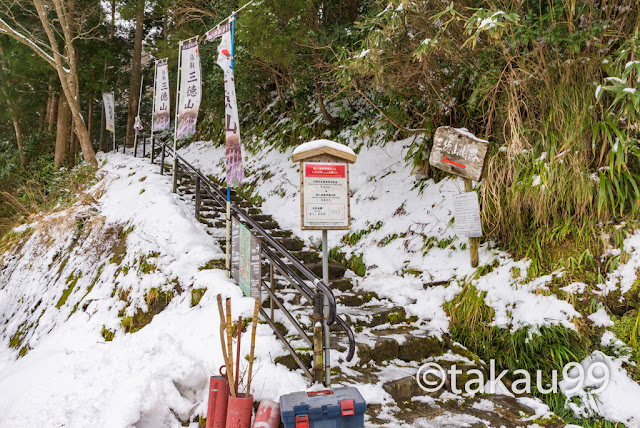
206, 376, 229, 428
252, 400, 280, 428
226, 393, 254, 428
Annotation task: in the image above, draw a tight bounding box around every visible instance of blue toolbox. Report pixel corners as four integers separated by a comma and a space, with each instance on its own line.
280, 387, 366, 428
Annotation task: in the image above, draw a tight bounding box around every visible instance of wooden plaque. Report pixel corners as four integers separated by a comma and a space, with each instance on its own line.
429, 127, 489, 182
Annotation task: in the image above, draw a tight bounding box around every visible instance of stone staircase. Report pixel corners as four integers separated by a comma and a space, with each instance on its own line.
149, 152, 565, 427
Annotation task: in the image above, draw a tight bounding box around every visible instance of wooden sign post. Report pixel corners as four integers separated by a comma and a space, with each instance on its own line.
293, 140, 357, 386
429, 127, 489, 267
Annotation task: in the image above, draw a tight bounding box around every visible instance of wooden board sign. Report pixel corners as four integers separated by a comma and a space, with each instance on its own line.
231, 218, 262, 299
300, 161, 350, 230
429, 127, 489, 182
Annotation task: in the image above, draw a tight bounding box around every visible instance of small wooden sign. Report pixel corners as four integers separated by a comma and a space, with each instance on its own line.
429, 127, 489, 182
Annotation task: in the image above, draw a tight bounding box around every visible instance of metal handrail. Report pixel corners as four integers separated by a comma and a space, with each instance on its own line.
133, 138, 356, 366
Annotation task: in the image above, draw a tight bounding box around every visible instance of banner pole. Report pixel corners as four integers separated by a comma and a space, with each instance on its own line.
322, 229, 331, 386
150, 61, 156, 163
225, 14, 236, 279
134, 74, 144, 157
172, 42, 183, 193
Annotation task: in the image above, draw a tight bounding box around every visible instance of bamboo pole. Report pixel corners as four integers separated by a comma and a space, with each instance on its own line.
216, 295, 236, 397
226, 298, 234, 387
246, 298, 260, 395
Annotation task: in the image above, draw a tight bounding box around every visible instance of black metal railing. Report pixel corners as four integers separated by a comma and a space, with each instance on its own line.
114, 137, 355, 383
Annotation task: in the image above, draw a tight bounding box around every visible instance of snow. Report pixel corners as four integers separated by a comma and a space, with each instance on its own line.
588, 308, 614, 327
292, 139, 355, 157
560, 352, 640, 426
452, 127, 489, 143
0, 153, 304, 427
180, 137, 583, 335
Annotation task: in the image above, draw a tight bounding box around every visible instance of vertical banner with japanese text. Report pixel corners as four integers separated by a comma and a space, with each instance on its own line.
176, 40, 201, 140
103, 92, 115, 133
153, 58, 170, 132
215, 27, 244, 187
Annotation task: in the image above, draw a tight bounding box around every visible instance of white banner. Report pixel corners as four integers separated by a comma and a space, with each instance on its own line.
103, 92, 115, 133
216, 29, 244, 186
153, 58, 170, 132
176, 39, 201, 139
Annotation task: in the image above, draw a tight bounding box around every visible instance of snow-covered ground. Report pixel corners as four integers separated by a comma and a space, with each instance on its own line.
0, 153, 304, 427
181, 137, 640, 426
0, 140, 639, 426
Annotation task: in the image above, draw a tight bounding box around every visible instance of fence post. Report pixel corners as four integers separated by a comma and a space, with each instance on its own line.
172, 158, 178, 193
150, 137, 155, 164
195, 175, 201, 220
312, 294, 324, 385
160, 144, 166, 175
143, 136, 146, 158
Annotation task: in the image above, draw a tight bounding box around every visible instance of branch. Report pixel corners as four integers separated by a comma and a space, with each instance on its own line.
0, 16, 57, 68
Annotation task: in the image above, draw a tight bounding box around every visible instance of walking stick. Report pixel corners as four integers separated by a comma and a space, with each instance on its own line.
216, 295, 236, 397
226, 298, 234, 388
246, 298, 260, 395
235, 316, 242, 394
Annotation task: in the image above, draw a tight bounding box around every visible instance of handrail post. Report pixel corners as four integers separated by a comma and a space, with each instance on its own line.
195, 175, 201, 220
313, 293, 324, 385
160, 144, 166, 175
150, 137, 155, 164
172, 157, 178, 193
270, 262, 275, 320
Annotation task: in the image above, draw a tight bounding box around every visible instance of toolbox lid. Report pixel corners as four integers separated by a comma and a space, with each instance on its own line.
280, 387, 366, 423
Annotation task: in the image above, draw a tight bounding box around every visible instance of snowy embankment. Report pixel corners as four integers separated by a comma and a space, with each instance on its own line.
0, 153, 303, 427
180, 138, 640, 426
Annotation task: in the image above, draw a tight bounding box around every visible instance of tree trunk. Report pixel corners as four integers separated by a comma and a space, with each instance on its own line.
69, 127, 77, 167
126, 0, 145, 147
10, 116, 26, 169
55, 91, 69, 169
48, 93, 59, 133
348, 0, 358, 22
87, 89, 95, 144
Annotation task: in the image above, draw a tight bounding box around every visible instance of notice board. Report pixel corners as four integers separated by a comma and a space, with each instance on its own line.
300, 161, 350, 230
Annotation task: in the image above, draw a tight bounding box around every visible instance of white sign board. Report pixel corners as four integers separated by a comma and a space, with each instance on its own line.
301, 162, 349, 229
454, 192, 482, 238
102, 92, 115, 133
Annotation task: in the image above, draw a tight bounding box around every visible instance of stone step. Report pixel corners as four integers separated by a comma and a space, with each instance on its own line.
338, 304, 407, 328
306, 262, 347, 278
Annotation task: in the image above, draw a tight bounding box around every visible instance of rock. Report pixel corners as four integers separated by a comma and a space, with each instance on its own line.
280, 237, 304, 252
399, 336, 444, 362
275, 353, 312, 371
356, 343, 372, 365
369, 306, 406, 327
307, 262, 347, 278
372, 337, 399, 362
331, 279, 354, 292
383, 376, 441, 402
339, 291, 378, 307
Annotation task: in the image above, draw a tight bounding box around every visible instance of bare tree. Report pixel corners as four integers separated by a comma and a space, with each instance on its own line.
0, 0, 99, 167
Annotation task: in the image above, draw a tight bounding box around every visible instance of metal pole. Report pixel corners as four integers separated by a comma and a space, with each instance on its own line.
150, 61, 156, 163
151, 136, 155, 163
172, 158, 178, 193
322, 229, 331, 386
134, 74, 144, 157
225, 14, 236, 279
195, 175, 201, 220
172, 41, 184, 193
160, 144, 165, 175
143, 136, 146, 158
226, 188, 231, 278
313, 293, 324, 385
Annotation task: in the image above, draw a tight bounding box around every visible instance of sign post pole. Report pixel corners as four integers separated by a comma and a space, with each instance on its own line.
464, 178, 479, 267
322, 229, 330, 386
172, 41, 183, 194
